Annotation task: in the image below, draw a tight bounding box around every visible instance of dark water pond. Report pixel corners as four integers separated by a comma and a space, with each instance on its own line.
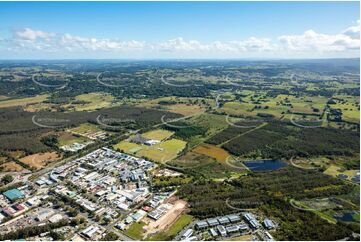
334, 212, 358, 222
244, 159, 288, 171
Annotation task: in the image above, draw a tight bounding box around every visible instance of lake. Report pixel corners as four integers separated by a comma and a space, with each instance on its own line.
244, 159, 288, 172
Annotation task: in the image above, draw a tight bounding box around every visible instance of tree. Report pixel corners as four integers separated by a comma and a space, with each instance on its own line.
1, 175, 14, 185
101, 232, 119, 241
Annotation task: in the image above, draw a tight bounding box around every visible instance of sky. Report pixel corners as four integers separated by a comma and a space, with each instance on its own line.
0, 1, 359, 59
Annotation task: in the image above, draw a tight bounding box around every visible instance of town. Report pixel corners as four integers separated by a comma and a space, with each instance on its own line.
0, 147, 277, 241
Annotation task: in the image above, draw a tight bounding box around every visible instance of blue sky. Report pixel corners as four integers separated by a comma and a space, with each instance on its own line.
0, 1, 359, 59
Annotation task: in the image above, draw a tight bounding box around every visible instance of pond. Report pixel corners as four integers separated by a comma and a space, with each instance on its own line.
244, 159, 288, 172
333, 211, 358, 222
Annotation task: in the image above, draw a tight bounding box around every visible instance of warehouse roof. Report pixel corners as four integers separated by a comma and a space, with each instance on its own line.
3, 189, 24, 201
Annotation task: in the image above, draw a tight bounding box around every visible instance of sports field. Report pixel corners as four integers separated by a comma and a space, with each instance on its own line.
137, 139, 187, 162
142, 129, 174, 141
113, 141, 143, 154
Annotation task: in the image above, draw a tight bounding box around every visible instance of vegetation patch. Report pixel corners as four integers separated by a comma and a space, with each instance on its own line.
0, 161, 25, 172
146, 214, 193, 241
193, 144, 230, 163
125, 221, 146, 240
0, 94, 49, 108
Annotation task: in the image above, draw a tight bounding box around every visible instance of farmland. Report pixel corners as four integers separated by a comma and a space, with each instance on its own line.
0, 59, 359, 241
0, 94, 49, 108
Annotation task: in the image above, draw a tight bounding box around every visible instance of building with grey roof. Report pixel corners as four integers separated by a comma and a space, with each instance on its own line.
217, 225, 227, 237
207, 218, 219, 226
195, 221, 208, 230
218, 216, 230, 225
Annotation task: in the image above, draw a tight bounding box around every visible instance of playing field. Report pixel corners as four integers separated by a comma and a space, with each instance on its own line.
113, 141, 143, 154
142, 129, 174, 141
137, 139, 187, 162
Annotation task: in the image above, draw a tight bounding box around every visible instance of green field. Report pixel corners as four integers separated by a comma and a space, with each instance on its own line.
137, 139, 187, 162
113, 141, 143, 153
217, 93, 328, 119
0, 94, 49, 108
69, 123, 103, 134
114, 137, 187, 162
125, 221, 146, 240
146, 214, 193, 241
57, 132, 90, 146
142, 129, 174, 141
62, 92, 117, 111
329, 95, 360, 123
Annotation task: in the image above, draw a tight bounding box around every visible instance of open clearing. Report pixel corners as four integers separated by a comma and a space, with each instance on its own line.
171, 151, 214, 168
217, 94, 328, 119
113, 141, 143, 154
69, 123, 102, 134
329, 95, 360, 123
230, 235, 253, 241
0, 94, 49, 108
19, 152, 61, 170
57, 131, 90, 146
324, 165, 359, 181
142, 129, 174, 141
114, 138, 187, 162
61, 92, 117, 111
136, 96, 210, 116
69, 123, 109, 140
164, 103, 206, 116
193, 144, 230, 163
144, 199, 187, 237
0, 162, 25, 172
125, 221, 146, 240
147, 214, 193, 241
137, 139, 187, 162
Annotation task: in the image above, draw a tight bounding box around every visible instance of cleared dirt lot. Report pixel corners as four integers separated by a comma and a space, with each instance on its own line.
19, 152, 61, 170
143, 199, 187, 237
0, 162, 25, 172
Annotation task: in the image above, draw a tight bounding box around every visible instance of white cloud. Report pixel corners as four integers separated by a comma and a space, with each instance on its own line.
60, 34, 145, 52
278, 20, 360, 53
3, 20, 359, 58
157, 37, 276, 53
14, 28, 55, 41
342, 19, 360, 39
157, 37, 209, 52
